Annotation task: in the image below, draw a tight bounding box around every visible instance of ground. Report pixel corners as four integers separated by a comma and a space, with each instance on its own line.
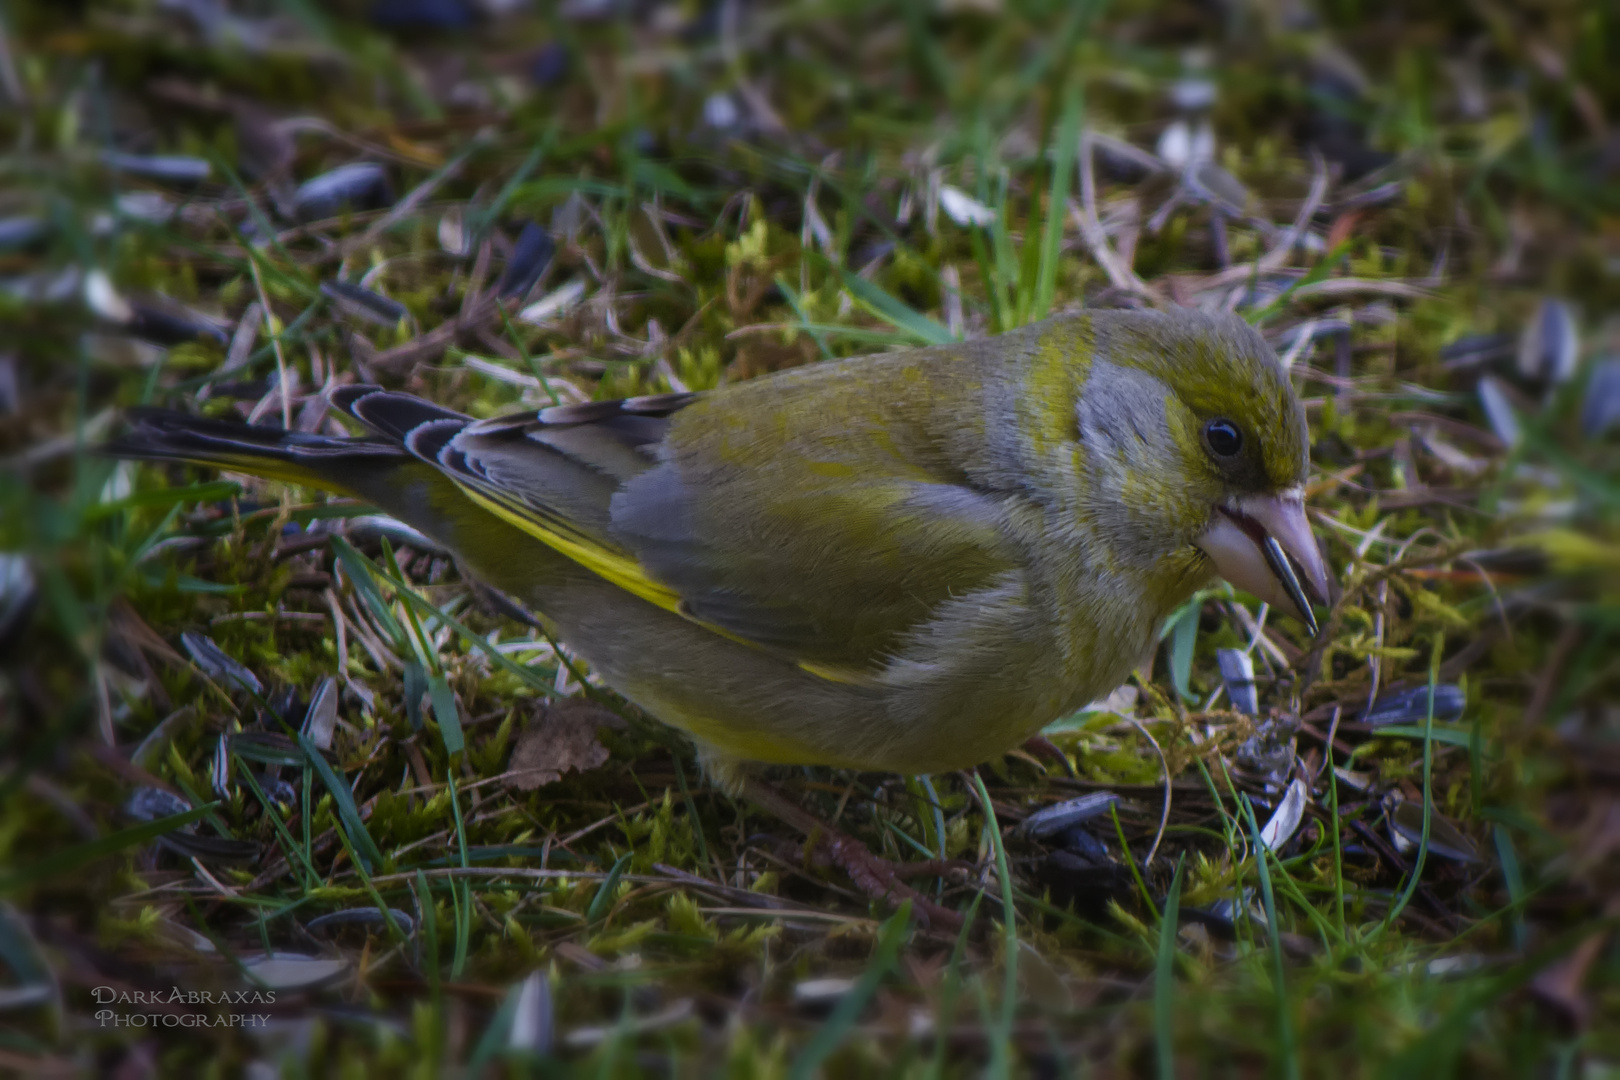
0, 0, 1617, 1076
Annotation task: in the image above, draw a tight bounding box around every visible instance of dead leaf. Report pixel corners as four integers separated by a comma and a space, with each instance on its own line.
503, 700, 621, 791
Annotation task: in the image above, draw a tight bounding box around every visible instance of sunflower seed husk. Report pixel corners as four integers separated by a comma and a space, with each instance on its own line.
181, 631, 264, 695
1359, 684, 1466, 726
293, 162, 394, 222
1020, 793, 1122, 841
508, 970, 555, 1053
321, 281, 407, 327
1517, 298, 1578, 385
1476, 375, 1522, 448
1581, 359, 1620, 439
1217, 648, 1259, 716
496, 222, 556, 300
101, 151, 212, 184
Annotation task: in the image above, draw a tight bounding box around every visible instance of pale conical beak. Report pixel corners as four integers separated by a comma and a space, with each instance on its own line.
1195, 490, 1331, 635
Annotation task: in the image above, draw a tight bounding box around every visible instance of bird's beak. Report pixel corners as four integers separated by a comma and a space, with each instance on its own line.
1195, 490, 1331, 635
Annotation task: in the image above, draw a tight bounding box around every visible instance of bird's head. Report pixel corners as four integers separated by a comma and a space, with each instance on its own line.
1050, 310, 1330, 633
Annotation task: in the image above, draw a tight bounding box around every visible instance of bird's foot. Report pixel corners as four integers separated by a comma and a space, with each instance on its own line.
740, 777, 964, 932
1020, 735, 1077, 777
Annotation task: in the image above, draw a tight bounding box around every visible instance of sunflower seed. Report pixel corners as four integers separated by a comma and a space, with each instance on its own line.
101, 151, 212, 184
793, 977, 857, 1009
306, 908, 415, 937
158, 832, 259, 864
939, 186, 996, 228
182, 631, 264, 695
508, 970, 555, 1053
116, 191, 177, 225
516, 279, 586, 325
496, 222, 556, 300
701, 92, 742, 131
1157, 118, 1215, 170
1387, 799, 1481, 863
125, 787, 193, 824
321, 280, 407, 327
132, 707, 198, 770
0, 554, 35, 646
1216, 648, 1259, 716
1476, 375, 1521, 448
438, 205, 470, 256
293, 163, 393, 222
345, 514, 444, 554
211, 734, 231, 798
241, 953, 349, 991
0, 216, 47, 251
1580, 359, 1620, 438
1168, 77, 1217, 112
84, 269, 134, 323
1359, 684, 1466, 726
301, 677, 340, 751
1020, 792, 1121, 840
127, 303, 230, 346
1517, 298, 1578, 384
368, 0, 477, 29
1257, 779, 1309, 852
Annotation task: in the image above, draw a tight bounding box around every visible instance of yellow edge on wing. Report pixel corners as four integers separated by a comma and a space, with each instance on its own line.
196, 454, 345, 494
795, 658, 885, 688
453, 479, 885, 689
454, 482, 684, 614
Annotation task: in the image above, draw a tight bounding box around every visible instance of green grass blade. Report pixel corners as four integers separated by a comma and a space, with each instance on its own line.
1155, 854, 1186, 1080
1242, 795, 1299, 1080
789, 900, 913, 1080
299, 732, 385, 873
587, 852, 632, 926
1111, 801, 1159, 917
235, 763, 320, 889
1493, 824, 1526, 951
466, 977, 525, 1075
838, 268, 955, 345
971, 770, 1018, 1079
1033, 80, 1082, 322
414, 870, 441, 1007
88, 481, 242, 523
773, 274, 835, 359
1379, 635, 1443, 936
1244, 239, 1353, 326
428, 673, 464, 757
330, 817, 408, 945
446, 774, 472, 978
328, 535, 409, 649
360, 555, 563, 700
1168, 599, 1200, 703
0, 803, 218, 893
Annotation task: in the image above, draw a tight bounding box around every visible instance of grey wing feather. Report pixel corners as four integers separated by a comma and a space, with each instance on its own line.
430, 393, 703, 543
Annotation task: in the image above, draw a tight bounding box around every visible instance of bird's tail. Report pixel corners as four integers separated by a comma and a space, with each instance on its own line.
103, 407, 410, 500
102, 394, 545, 592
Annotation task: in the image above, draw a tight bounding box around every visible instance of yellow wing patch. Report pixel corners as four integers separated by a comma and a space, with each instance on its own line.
452, 481, 684, 614
794, 658, 885, 687
452, 476, 888, 690
201, 454, 354, 496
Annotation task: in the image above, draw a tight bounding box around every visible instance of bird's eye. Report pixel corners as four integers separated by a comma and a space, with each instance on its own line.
1204, 419, 1243, 458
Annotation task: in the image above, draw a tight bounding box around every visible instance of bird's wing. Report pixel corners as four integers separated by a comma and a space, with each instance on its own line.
604, 375, 1025, 679
610, 459, 1021, 678
342, 385, 1024, 681
340, 389, 702, 614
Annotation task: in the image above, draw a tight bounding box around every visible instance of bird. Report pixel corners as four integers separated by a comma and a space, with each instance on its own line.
108, 308, 1328, 796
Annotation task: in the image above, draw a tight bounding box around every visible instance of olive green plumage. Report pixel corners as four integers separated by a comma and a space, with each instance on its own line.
109, 308, 1318, 788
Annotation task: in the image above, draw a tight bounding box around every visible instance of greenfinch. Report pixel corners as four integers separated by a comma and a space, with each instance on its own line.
110, 308, 1328, 789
